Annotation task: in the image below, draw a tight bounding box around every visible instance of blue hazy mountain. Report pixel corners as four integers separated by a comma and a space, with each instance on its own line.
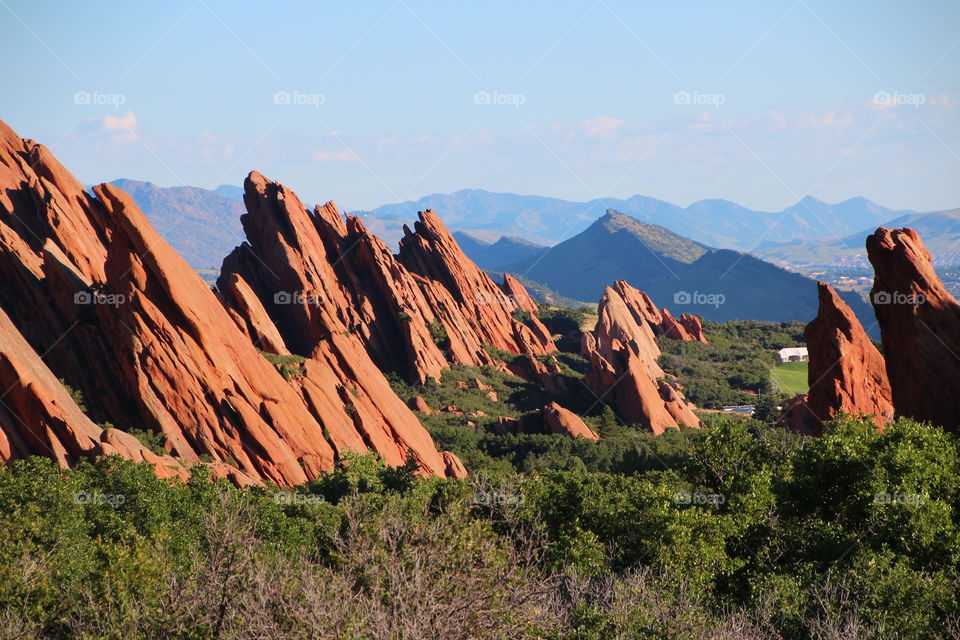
108, 179, 246, 271
354, 189, 910, 251
499, 210, 877, 332
756, 208, 960, 267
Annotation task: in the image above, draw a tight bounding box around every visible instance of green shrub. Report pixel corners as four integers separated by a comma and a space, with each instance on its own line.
258, 349, 307, 380
427, 319, 448, 348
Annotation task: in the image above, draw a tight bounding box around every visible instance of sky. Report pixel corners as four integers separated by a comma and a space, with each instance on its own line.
2, 0, 959, 213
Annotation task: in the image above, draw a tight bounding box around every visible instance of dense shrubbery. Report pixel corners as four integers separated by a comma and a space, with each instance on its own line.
2, 416, 958, 639
658, 320, 805, 408
388, 362, 714, 474
10, 314, 951, 638
536, 305, 588, 351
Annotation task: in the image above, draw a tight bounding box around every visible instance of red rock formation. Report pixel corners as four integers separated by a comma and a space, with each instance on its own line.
867, 227, 960, 431
777, 394, 819, 435
408, 396, 434, 414
507, 354, 568, 394
801, 282, 893, 433
581, 285, 702, 434
441, 450, 468, 478
678, 313, 706, 342
0, 305, 189, 480
542, 402, 599, 440
492, 416, 521, 434
608, 280, 708, 342
217, 273, 290, 355
218, 181, 554, 386
500, 273, 538, 312
0, 120, 454, 483
397, 210, 556, 358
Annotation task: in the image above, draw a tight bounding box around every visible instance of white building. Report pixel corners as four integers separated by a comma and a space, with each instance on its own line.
777, 347, 808, 363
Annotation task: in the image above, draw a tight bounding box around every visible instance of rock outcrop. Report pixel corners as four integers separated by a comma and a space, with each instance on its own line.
607, 280, 708, 342
500, 273, 538, 312
397, 210, 557, 359
800, 282, 894, 433
441, 450, 468, 478
507, 354, 568, 394
408, 396, 434, 414
0, 305, 189, 481
492, 416, 521, 434
0, 119, 456, 483
581, 284, 702, 434
217, 272, 290, 355
777, 394, 818, 435
542, 402, 599, 440
867, 227, 960, 431
218, 182, 554, 386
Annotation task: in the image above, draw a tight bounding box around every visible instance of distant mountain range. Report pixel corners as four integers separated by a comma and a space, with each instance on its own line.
490, 210, 877, 332
756, 208, 960, 268
353, 188, 912, 252
113, 179, 936, 270
104, 179, 937, 330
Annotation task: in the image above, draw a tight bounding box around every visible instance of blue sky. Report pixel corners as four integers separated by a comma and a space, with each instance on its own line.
2, 0, 959, 212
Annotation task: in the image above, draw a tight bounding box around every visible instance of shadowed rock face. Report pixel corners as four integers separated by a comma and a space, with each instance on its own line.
801, 282, 893, 433
867, 227, 960, 431
581, 283, 702, 434
0, 305, 193, 482
0, 119, 456, 483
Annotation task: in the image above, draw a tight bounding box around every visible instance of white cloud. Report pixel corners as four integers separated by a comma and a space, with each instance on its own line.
100, 111, 138, 142
102, 110, 137, 132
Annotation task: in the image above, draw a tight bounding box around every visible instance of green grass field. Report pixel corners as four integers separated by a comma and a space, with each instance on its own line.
770, 361, 809, 395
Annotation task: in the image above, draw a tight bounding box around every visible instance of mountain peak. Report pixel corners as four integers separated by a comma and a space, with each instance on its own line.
790, 195, 828, 209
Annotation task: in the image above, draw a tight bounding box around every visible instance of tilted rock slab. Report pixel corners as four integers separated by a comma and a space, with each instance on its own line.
582, 284, 702, 434
802, 282, 894, 433
0, 120, 453, 483
219, 178, 555, 386
542, 402, 599, 440
867, 227, 960, 431
608, 280, 708, 343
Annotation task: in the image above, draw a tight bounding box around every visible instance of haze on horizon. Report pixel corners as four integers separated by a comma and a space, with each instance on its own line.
2, 0, 959, 213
